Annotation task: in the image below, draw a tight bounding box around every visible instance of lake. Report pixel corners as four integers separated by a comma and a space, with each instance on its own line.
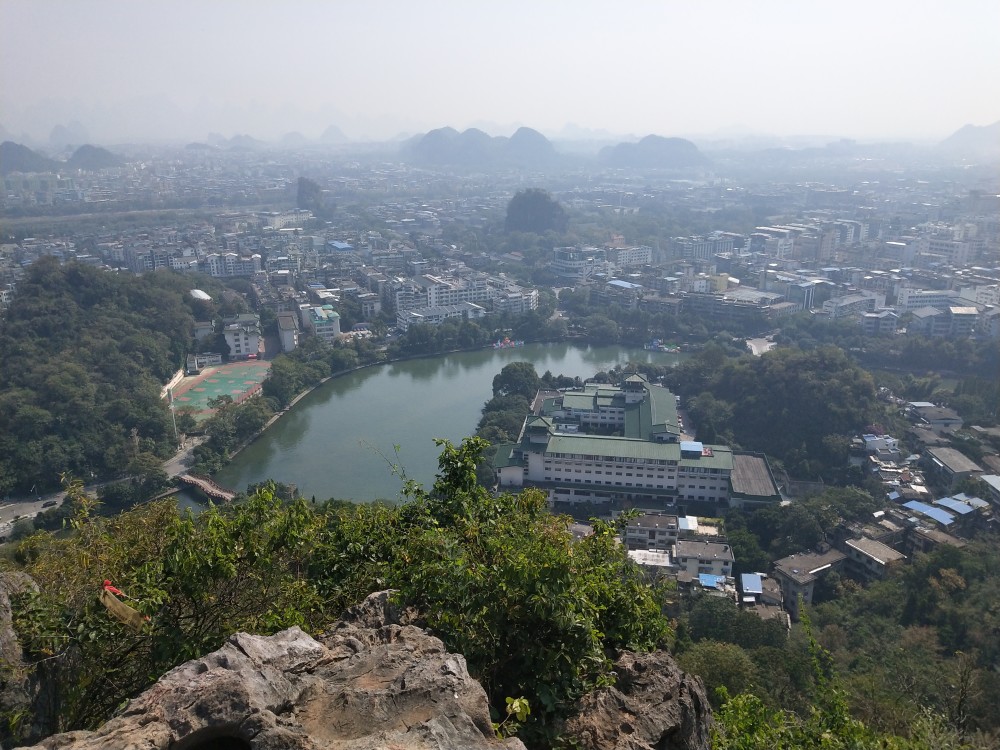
212, 343, 686, 502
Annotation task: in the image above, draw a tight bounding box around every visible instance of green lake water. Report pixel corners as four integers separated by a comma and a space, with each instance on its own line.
212, 343, 686, 502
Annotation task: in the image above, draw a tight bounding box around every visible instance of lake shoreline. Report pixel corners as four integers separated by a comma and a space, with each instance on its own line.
208, 342, 687, 501
207, 342, 543, 486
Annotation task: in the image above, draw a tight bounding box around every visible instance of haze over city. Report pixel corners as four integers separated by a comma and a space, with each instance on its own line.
2, 0, 999, 145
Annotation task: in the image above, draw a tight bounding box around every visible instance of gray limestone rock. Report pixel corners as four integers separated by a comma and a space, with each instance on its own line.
14, 591, 523, 750
10, 590, 713, 750
560, 650, 712, 750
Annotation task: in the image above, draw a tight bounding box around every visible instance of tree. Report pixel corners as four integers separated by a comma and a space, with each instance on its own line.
492, 361, 542, 401
504, 189, 568, 234
679, 640, 758, 707
582, 314, 620, 344
8, 485, 322, 739
0, 259, 197, 493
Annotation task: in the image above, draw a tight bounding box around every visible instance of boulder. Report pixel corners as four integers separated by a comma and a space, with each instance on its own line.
15, 591, 524, 750
560, 650, 711, 750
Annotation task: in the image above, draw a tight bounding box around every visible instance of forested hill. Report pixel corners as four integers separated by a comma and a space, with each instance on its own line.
665, 345, 878, 479
0, 259, 210, 494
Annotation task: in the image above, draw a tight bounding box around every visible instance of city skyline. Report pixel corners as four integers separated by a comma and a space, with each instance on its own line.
2, 0, 999, 145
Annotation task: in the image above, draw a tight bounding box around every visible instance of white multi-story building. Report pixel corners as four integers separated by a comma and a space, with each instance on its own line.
821, 292, 880, 320
959, 284, 1000, 307
980, 307, 1000, 338
259, 209, 313, 229
897, 287, 961, 313
624, 513, 679, 551
673, 540, 734, 577
394, 274, 492, 313
672, 232, 739, 261
552, 246, 608, 280
494, 376, 733, 508
392, 273, 538, 318
918, 236, 974, 266
222, 314, 261, 360
491, 286, 539, 315
750, 228, 795, 259
124, 244, 173, 273
608, 245, 653, 268
396, 301, 486, 332
204, 252, 262, 278
305, 305, 341, 343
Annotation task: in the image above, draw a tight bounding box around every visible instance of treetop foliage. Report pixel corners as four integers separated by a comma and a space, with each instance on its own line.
492, 361, 542, 401
671, 345, 878, 478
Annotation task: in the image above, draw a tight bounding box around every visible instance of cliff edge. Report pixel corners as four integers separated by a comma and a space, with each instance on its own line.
12, 591, 710, 750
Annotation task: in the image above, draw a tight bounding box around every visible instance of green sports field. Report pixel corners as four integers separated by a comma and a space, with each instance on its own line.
171, 360, 271, 415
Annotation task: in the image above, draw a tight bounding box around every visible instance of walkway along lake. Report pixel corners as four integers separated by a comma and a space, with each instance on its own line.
212, 343, 687, 503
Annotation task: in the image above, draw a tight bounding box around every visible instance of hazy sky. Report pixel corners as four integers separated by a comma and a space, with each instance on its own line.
2, 0, 998, 144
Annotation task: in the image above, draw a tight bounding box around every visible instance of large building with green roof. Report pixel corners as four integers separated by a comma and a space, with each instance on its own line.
494, 375, 734, 508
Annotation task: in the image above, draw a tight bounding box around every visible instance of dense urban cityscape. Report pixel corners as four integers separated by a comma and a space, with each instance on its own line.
2, 1, 1000, 747
2, 124, 999, 747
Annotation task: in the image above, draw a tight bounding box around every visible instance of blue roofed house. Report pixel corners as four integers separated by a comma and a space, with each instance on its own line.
935, 495, 990, 535
740, 572, 788, 628
903, 500, 957, 530
740, 573, 763, 601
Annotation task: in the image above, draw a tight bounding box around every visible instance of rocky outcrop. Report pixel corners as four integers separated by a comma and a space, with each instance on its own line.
15, 591, 525, 750
561, 650, 711, 750
12, 590, 712, 750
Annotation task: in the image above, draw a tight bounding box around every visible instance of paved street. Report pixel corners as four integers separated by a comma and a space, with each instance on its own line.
0, 437, 208, 539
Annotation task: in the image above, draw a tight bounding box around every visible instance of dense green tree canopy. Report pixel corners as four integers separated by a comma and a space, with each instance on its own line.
669, 345, 878, 478
7, 439, 673, 747
492, 361, 542, 401
0, 259, 209, 493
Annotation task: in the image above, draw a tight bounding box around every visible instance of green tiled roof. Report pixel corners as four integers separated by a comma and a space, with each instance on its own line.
546, 434, 680, 462
679, 445, 733, 471
540, 397, 561, 414
624, 383, 679, 440
562, 392, 598, 410
525, 415, 555, 430
492, 443, 522, 469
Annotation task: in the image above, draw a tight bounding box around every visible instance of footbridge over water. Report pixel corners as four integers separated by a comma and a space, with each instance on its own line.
177, 474, 236, 502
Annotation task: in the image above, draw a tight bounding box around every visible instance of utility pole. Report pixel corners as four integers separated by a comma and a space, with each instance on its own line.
168, 388, 179, 447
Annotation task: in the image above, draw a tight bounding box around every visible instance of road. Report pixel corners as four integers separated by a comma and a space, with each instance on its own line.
0, 437, 208, 539
162, 436, 208, 478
